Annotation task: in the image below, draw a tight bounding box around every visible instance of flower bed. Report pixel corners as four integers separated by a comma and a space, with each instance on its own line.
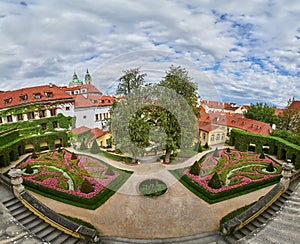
171, 149, 282, 203
16, 149, 132, 209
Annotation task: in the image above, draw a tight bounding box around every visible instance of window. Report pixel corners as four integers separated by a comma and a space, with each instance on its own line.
28, 112, 35, 120
42, 123, 47, 130
39, 110, 46, 118
53, 121, 58, 129
74, 90, 80, 94
7, 115, 13, 123
95, 114, 99, 121
50, 109, 56, 116
66, 91, 72, 95
83, 115, 87, 119
4, 97, 12, 104
221, 133, 225, 140
19, 94, 28, 102
45, 92, 53, 98
65, 106, 70, 111
211, 135, 215, 141
203, 133, 206, 140
99, 114, 103, 120
216, 134, 220, 140
34, 93, 41, 99
17, 114, 23, 121
81, 88, 87, 93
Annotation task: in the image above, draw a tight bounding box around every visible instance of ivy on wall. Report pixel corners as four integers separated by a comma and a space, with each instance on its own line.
230, 129, 300, 169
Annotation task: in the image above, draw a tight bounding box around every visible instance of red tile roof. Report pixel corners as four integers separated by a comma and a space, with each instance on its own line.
61, 84, 102, 95
0, 84, 74, 110
198, 121, 220, 132
201, 100, 239, 111
289, 100, 300, 111
90, 128, 110, 141
74, 95, 95, 108
71, 126, 91, 135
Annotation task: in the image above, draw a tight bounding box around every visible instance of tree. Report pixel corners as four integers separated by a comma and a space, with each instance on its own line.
277, 100, 300, 132
90, 140, 101, 154
116, 68, 147, 96
79, 141, 87, 151
159, 65, 198, 116
213, 148, 220, 157
259, 151, 265, 159
80, 179, 94, 194
190, 161, 200, 175
266, 162, 274, 172
244, 102, 278, 125
208, 172, 221, 189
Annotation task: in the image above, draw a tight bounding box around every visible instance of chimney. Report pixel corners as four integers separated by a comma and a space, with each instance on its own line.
49, 83, 53, 88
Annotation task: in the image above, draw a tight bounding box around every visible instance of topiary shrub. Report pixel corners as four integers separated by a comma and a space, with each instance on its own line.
79, 141, 87, 151
90, 140, 101, 154
208, 172, 222, 189
105, 167, 115, 176
31, 151, 38, 159
71, 152, 77, 160
226, 147, 231, 153
213, 148, 220, 157
204, 142, 209, 149
57, 147, 63, 153
25, 164, 34, 174
198, 142, 203, 153
80, 179, 94, 194
259, 151, 265, 159
190, 161, 200, 175
266, 162, 275, 172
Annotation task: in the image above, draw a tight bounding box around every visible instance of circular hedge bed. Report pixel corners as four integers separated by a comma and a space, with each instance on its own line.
139, 179, 168, 197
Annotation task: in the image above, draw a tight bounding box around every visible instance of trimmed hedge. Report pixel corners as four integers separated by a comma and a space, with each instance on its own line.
170, 169, 280, 204
230, 129, 300, 169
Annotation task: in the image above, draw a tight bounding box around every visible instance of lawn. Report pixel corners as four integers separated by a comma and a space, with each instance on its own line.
171, 149, 282, 203
16, 149, 132, 209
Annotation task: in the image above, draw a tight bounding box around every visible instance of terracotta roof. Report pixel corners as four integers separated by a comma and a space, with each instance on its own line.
90, 128, 110, 141
289, 100, 300, 111
274, 108, 284, 116
0, 84, 74, 110
74, 95, 95, 108
198, 121, 220, 132
61, 84, 102, 95
201, 100, 239, 111
71, 126, 91, 135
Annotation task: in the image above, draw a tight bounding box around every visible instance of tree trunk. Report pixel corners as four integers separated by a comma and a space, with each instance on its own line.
164, 149, 171, 164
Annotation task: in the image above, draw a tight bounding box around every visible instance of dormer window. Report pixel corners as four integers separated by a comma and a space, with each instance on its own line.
34, 93, 41, 99
4, 97, 12, 104
81, 88, 87, 93
74, 90, 80, 95
45, 91, 53, 98
19, 94, 28, 102
65, 90, 72, 95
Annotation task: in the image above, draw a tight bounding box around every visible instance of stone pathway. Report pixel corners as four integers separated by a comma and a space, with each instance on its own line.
28, 148, 274, 239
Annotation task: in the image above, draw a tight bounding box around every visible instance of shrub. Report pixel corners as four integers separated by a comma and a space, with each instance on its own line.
198, 142, 203, 153
90, 140, 101, 154
226, 147, 231, 153
80, 179, 94, 194
259, 151, 265, 159
71, 152, 77, 160
190, 161, 200, 175
213, 148, 219, 157
204, 142, 209, 149
208, 172, 221, 189
25, 164, 33, 174
266, 162, 275, 172
105, 168, 115, 176
57, 147, 63, 153
79, 141, 87, 150
31, 151, 38, 159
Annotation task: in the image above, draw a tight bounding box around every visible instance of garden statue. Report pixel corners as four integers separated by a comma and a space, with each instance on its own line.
8, 167, 24, 195
280, 160, 294, 190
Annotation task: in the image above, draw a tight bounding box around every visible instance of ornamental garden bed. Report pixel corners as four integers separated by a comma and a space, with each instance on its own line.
16, 149, 132, 209
170, 149, 282, 203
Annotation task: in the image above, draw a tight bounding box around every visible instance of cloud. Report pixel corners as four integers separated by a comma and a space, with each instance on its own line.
0, 0, 299, 107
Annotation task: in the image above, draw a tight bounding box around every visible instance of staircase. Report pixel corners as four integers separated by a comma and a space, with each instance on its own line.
2, 195, 89, 244
225, 186, 300, 243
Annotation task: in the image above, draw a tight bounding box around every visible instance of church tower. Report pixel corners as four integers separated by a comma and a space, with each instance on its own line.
85, 69, 92, 85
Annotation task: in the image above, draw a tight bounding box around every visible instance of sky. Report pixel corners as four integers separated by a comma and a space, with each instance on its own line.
0, 0, 299, 107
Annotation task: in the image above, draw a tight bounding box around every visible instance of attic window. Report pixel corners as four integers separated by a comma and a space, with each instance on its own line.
45, 91, 53, 98
74, 90, 80, 95
19, 94, 28, 102
81, 88, 87, 93
65, 91, 72, 95
231, 120, 236, 124
4, 97, 12, 104
34, 93, 41, 99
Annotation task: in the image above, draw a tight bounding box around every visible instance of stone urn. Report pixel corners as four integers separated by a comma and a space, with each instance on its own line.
280, 161, 294, 190
8, 167, 25, 194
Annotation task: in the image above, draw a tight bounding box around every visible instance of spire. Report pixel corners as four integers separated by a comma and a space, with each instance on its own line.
73, 72, 78, 80
85, 69, 92, 84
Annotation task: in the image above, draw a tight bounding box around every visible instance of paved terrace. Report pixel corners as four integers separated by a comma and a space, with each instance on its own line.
26, 148, 274, 240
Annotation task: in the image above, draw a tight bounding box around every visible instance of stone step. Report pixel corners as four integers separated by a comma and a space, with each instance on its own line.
5, 201, 23, 211
2, 196, 20, 207
22, 217, 44, 230
17, 211, 38, 224
41, 228, 63, 241
48, 232, 75, 243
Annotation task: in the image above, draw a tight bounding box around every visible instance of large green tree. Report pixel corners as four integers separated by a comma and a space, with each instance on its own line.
116, 68, 147, 96
277, 103, 300, 132
244, 102, 278, 125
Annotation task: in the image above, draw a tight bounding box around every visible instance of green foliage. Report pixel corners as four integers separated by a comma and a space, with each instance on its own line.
139, 179, 168, 197
116, 68, 146, 96
105, 167, 115, 176
31, 151, 38, 159
80, 179, 94, 194
244, 102, 278, 125
25, 164, 33, 174
226, 147, 231, 153
259, 151, 265, 159
79, 141, 87, 151
266, 162, 275, 172
204, 142, 209, 149
213, 148, 220, 157
208, 172, 222, 189
71, 152, 77, 160
90, 140, 100, 154
190, 161, 200, 175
